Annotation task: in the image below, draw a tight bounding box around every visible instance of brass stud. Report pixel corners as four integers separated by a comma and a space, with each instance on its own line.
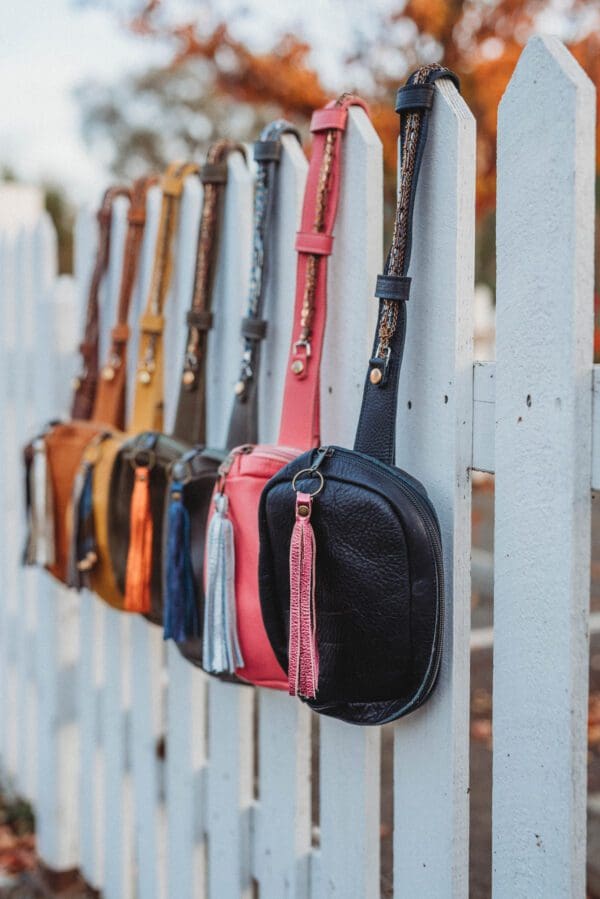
182, 370, 195, 387
171, 491, 182, 501
72, 376, 82, 391
102, 365, 115, 382
370, 368, 383, 385
291, 359, 304, 375
298, 504, 310, 517
234, 380, 245, 396
138, 369, 152, 385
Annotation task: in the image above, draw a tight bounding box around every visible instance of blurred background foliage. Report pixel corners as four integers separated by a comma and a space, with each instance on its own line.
74, 0, 599, 295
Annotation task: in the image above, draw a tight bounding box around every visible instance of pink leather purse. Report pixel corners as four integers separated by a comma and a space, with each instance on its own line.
203, 95, 369, 688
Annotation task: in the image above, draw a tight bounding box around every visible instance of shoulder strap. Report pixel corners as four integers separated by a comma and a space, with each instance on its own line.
225, 120, 301, 449
92, 175, 158, 430
353, 66, 460, 465
71, 184, 130, 420
172, 140, 247, 444
130, 161, 200, 433
277, 95, 368, 450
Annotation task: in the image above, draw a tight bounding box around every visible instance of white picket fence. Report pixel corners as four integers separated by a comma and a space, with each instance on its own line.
0, 35, 596, 898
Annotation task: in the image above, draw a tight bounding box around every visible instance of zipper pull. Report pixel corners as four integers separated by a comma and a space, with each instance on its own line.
311, 445, 334, 472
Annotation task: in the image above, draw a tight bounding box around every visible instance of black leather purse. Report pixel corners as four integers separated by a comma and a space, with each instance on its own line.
258, 66, 458, 725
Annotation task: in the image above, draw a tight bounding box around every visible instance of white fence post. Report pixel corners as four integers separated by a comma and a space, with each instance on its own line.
203, 150, 255, 899
252, 133, 311, 898
315, 106, 384, 899
163, 172, 205, 899
493, 36, 595, 898
393, 76, 475, 897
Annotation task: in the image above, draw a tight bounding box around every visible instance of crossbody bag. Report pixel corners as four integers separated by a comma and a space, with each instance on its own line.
258, 66, 459, 724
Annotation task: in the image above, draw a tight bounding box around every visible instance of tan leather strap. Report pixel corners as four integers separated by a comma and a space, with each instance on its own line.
93, 175, 159, 430
71, 184, 130, 420
173, 140, 247, 444
131, 161, 200, 433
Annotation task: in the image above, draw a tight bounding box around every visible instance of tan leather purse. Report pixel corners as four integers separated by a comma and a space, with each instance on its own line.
71, 162, 200, 607
105, 142, 244, 626
24, 184, 130, 583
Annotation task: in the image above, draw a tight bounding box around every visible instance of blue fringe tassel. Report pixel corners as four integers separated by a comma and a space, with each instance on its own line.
164, 480, 199, 642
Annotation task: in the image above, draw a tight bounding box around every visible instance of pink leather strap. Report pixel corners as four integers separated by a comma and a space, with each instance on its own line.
277, 95, 369, 449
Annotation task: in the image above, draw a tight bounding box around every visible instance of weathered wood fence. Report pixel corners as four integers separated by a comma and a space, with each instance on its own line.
0, 35, 596, 898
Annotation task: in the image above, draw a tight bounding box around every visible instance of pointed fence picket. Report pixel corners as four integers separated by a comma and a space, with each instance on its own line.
0, 33, 597, 899
493, 36, 595, 899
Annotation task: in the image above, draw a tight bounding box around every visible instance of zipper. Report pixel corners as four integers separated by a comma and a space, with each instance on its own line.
310, 445, 445, 709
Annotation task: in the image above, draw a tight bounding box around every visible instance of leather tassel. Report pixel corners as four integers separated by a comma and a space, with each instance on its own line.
288, 492, 319, 699
164, 481, 199, 642
124, 466, 153, 613
203, 493, 244, 673
25, 438, 55, 567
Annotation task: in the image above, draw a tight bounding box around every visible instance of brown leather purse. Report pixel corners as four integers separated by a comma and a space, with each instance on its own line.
68, 175, 158, 598
70, 162, 198, 606
106, 141, 246, 626
24, 184, 130, 583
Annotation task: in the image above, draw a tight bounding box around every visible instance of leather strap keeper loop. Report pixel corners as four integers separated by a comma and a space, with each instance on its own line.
395, 83, 435, 113
253, 141, 281, 163
310, 107, 348, 133
374, 274, 411, 302
79, 341, 94, 357
140, 313, 164, 335
186, 309, 213, 331
201, 163, 228, 185
241, 317, 267, 341
161, 174, 185, 197
111, 323, 130, 343
127, 207, 147, 226
295, 231, 334, 256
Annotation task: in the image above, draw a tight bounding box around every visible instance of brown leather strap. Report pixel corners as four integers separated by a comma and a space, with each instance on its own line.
172, 140, 247, 444
93, 175, 159, 430
71, 184, 130, 421
131, 161, 201, 433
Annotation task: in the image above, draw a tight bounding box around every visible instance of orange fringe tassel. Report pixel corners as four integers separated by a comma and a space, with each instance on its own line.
124, 466, 153, 613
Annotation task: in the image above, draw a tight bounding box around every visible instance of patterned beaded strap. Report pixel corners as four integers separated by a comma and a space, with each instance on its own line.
353, 66, 460, 466
225, 120, 301, 449
173, 140, 247, 445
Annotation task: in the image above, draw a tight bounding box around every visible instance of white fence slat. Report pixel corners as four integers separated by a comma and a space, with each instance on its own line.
204, 150, 255, 899
393, 77, 475, 897
472, 361, 495, 473
36, 259, 83, 872
591, 366, 600, 490
252, 133, 311, 899
13, 227, 35, 800
127, 176, 171, 899
493, 36, 595, 898
164, 172, 207, 899
99, 196, 135, 899
317, 106, 383, 899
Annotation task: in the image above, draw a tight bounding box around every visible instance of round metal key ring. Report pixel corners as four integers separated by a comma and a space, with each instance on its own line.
291, 467, 324, 498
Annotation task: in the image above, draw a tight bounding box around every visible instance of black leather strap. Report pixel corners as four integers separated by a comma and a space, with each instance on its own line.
225, 120, 301, 449
353, 67, 460, 465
